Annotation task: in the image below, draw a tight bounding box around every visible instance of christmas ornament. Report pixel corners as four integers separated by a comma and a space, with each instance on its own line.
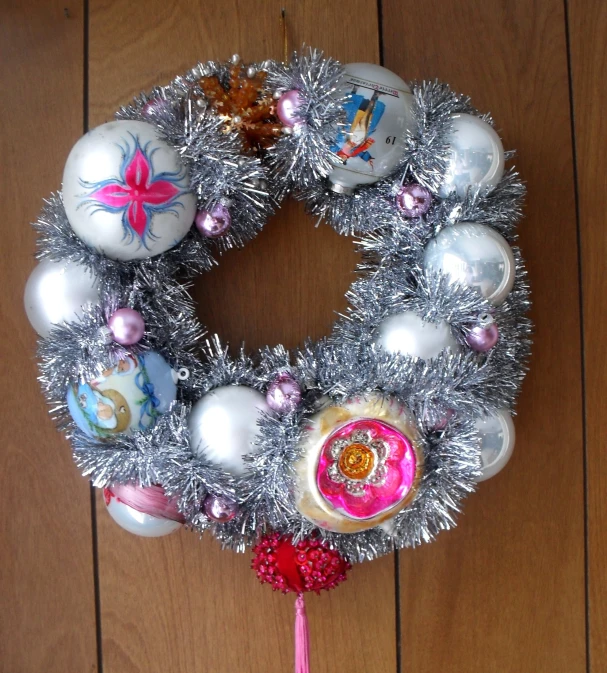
372, 311, 460, 360
395, 182, 432, 217
474, 409, 516, 482
24, 259, 100, 338
203, 493, 239, 522
276, 89, 305, 127
195, 203, 232, 238
188, 385, 272, 476
266, 373, 302, 414
66, 352, 176, 438
295, 395, 424, 533
438, 113, 505, 198
26, 47, 531, 673
328, 63, 413, 193
103, 484, 184, 537
62, 120, 196, 260
465, 312, 499, 352
197, 58, 282, 153
107, 308, 145, 346
423, 222, 516, 305
252, 533, 350, 594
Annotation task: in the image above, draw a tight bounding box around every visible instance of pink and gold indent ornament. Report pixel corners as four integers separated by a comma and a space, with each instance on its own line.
295, 395, 424, 533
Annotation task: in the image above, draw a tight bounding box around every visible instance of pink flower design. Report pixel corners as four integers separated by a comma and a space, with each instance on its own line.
316, 419, 418, 519
79, 134, 188, 248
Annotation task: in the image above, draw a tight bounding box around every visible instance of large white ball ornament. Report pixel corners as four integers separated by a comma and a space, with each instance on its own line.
329, 63, 413, 193
424, 222, 515, 305
188, 385, 272, 476
438, 113, 505, 198
24, 258, 100, 337
62, 120, 196, 261
474, 409, 516, 482
372, 311, 460, 360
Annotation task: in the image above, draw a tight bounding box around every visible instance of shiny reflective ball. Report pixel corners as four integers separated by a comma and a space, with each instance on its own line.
24, 259, 100, 338
438, 113, 505, 198
474, 409, 516, 482
466, 312, 499, 352
372, 311, 460, 361
108, 308, 145, 346
423, 222, 515, 306
203, 494, 239, 523
396, 183, 432, 217
266, 374, 302, 414
188, 385, 272, 476
195, 203, 232, 238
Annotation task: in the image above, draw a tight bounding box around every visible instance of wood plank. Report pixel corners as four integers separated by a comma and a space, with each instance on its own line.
381, 1, 586, 671
89, 2, 397, 672
568, 1, 607, 670
0, 2, 98, 672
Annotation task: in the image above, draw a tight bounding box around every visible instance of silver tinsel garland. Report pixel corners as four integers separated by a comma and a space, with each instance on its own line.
31, 49, 530, 563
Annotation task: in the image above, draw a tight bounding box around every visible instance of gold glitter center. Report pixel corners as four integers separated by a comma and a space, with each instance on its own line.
338, 443, 375, 480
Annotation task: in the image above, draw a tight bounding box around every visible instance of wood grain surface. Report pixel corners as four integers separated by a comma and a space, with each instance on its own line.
568, 0, 607, 671
2, 0, 603, 671
0, 2, 97, 673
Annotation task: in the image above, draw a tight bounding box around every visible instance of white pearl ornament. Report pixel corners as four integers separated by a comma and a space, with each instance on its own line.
474, 409, 516, 482
423, 222, 515, 306
105, 493, 182, 537
372, 311, 460, 360
188, 385, 272, 476
438, 113, 505, 198
329, 63, 413, 193
62, 120, 196, 261
24, 258, 100, 337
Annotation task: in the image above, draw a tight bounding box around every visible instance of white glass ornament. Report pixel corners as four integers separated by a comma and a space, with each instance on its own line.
328, 63, 413, 193
474, 409, 516, 482
188, 385, 271, 476
438, 113, 505, 198
372, 311, 460, 360
423, 222, 515, 306
104, 488, 182, 537
24, 258, 100, 337
62, 120, 196, 261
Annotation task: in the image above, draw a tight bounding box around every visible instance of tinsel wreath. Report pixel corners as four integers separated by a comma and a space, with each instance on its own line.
29, 48, 530, 565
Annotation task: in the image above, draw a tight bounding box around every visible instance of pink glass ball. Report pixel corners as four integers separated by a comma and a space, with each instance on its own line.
466, 315, 499, 352
108, 308, 145, 345
195, 203, 232, 238
266, 374, 302, 414
396, 183, 432, 217
203, 494, 239, 523
276, 89, 304, 127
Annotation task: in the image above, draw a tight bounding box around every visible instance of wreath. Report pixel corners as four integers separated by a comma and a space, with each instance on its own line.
24, 48, 530, 668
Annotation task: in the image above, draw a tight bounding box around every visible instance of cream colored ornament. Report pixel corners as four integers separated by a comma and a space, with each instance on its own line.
294, 395, 424, 533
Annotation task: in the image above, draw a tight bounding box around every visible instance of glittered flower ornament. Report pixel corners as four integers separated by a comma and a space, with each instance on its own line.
295, 396, 424, 533
79, 133, 189, 248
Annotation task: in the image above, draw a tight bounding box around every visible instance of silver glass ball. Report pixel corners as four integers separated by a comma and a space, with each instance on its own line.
372, 311, 460, 361
438, 113, 505, 198
24, 259, 100, 337
474, 409, 516, 482
423, 222, 515, 306
188, 385, 271, 477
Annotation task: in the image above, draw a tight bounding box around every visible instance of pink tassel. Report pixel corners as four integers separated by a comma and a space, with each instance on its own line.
294, 593, 310, 673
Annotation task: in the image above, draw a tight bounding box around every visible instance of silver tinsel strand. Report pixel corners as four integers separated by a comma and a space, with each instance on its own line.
30, 50, 530, 563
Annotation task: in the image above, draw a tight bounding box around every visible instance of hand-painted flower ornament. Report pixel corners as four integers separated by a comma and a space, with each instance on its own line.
62, 120, 196, 260
79, 134, 188, 248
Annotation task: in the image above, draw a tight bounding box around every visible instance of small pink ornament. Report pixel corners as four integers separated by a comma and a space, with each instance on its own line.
276, 89, 304, 127
396, 183, 432, 217
108, 308, 145, 345
195, 203, 232, 238
466, 312, 499, 352
203, 493, 238, 523
266, 374, 302, 414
